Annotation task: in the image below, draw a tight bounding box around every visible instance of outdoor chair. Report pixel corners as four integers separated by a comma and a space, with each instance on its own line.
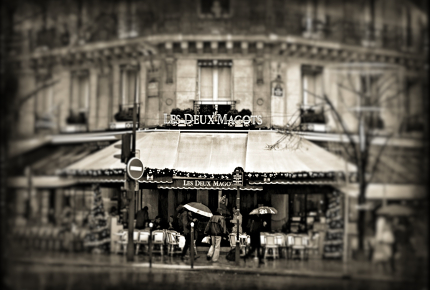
229, 233, 248, 256
286, 234, 295, 258
178, 235, 186, 250
275, 234, 288, 258
51, 227, 62, 251
151, 230, 165, 256
166, 231, 182, 256
263, 234, 279, 259
136, 231, 150, 255
307, 233, 320, 257
114, 231, 128, 255
291, 235, 309, 260
260, 232, 268, 247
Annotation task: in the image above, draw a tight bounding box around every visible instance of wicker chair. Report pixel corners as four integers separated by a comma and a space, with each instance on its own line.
263, 234, 280, 259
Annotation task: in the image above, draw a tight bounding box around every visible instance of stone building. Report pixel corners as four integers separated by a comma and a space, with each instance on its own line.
4, 0, 427, 258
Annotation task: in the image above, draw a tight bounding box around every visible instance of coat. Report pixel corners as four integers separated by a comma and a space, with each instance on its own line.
248, 215, 266, 247
204, 214, 228, 236
135, 209, 149, 230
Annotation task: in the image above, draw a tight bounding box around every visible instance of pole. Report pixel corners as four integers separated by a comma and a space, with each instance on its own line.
126, 79, 138, 262
126, 186, 135, 262
190, 222, 194, 269
149, 223, 153, 268
235, 187, 240, 265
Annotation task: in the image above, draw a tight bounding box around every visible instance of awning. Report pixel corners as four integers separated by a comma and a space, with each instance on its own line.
7, 176, 78, 188
336, 184, 426, 200
65, 131, 355, 184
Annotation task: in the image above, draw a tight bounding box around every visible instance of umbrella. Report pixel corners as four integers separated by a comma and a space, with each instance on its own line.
184, 202, 213, 218
249, 206, 278, 215
377, 204, 415, 216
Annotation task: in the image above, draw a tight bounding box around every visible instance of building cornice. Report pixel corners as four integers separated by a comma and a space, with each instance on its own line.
9, 34, 427, 72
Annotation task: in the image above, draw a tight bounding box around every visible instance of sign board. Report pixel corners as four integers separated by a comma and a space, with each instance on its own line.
158, 179, 262, 190
232, 168, 243, 187
126, 158, 144, 180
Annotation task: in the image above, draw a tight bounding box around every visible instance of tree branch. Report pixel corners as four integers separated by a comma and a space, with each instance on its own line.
16, 79, 60, 111
304, 90, 359, 162
367, 133, 394, 184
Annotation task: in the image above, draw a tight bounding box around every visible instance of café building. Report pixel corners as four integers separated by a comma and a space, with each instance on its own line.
61, 129, 355, 242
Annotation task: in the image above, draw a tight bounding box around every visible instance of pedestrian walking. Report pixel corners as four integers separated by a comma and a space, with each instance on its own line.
135, 206, 149, 230
246, 213, 267, 264
181, 210, 200, 260
204, 209, 228, 262
373, 216, 396, 273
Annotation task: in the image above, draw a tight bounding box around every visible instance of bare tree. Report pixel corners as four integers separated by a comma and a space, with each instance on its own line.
270, 63, 405, 257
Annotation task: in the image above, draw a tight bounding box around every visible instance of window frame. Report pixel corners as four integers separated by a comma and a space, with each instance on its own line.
70, 70, 90, 114
119, 65, 139, 110
197, 0, 233, 19
197, 59, 233, 101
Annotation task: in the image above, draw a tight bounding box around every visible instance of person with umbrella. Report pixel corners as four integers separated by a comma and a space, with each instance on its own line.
180, 210, 200, 261
204, 208, 228, 262
373, 216, 396, 273
246, 205, 277, 264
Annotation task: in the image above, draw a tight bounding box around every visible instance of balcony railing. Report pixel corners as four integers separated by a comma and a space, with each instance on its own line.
114, 104, 140, 122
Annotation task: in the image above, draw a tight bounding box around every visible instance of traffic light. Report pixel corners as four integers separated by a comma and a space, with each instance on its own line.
114, 133, 133, 163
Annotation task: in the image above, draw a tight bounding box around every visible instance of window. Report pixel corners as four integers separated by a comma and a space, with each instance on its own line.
118, 0, 138, 39
360, 75, 384, 130
198, 60, 232, 100
35, 74, 54, 119
403, 79, 424, 132
96, 73, 113, 129
198, 0, 231, 19
70, 71, 89, 113
301, 65, 323, 108
120, 66, 138, 109
304, 0, 326, 34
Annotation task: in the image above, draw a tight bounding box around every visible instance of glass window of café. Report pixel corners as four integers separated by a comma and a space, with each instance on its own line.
288, 193, 327, 233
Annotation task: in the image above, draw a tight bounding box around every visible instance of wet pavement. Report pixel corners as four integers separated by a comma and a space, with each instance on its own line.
6, 248, 427, 285
5, 263, 424, 290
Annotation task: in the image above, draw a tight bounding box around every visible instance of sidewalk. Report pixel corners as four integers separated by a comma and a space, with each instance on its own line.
8, 248, 427, 284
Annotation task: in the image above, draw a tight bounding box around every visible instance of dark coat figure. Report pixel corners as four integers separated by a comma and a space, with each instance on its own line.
246, 214, 267, 263
135, 206, 149, 230
153, 216, 167, 230
181, 211, 200, 260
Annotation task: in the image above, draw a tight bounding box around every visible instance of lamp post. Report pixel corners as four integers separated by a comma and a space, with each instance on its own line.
149, 222, 153, 268
235, 193, 240, 266
190, 221, 194, 269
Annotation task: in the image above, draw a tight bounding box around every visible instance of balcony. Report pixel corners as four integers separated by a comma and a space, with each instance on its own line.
300, 106, 328, 132
64, 110, 88, 133
110, 105, 140, 130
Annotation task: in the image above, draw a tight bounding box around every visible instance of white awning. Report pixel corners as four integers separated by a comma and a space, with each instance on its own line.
336, 184, 426, 200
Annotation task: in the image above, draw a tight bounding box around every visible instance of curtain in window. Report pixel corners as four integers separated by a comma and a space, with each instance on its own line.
122, 69, 137, 107
200, 67, 213, 99
78, 75, 89, 111
71, 72, 89, 113
96, 74, 111, 129
218, 67, 231, 100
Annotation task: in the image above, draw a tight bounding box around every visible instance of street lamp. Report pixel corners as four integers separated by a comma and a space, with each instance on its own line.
149, 222, 153, 268
190, 222, 194, 269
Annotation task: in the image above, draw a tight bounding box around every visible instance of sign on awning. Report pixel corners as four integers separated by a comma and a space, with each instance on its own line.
158, 179, 262, 191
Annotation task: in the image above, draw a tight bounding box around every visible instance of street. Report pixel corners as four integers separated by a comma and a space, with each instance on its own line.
5, 263, 425, 290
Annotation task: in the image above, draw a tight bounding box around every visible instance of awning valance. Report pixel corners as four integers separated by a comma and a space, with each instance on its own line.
64, 131, 355, 184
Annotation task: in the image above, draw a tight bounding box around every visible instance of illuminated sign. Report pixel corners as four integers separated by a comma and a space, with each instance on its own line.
164, 114, 263, 126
